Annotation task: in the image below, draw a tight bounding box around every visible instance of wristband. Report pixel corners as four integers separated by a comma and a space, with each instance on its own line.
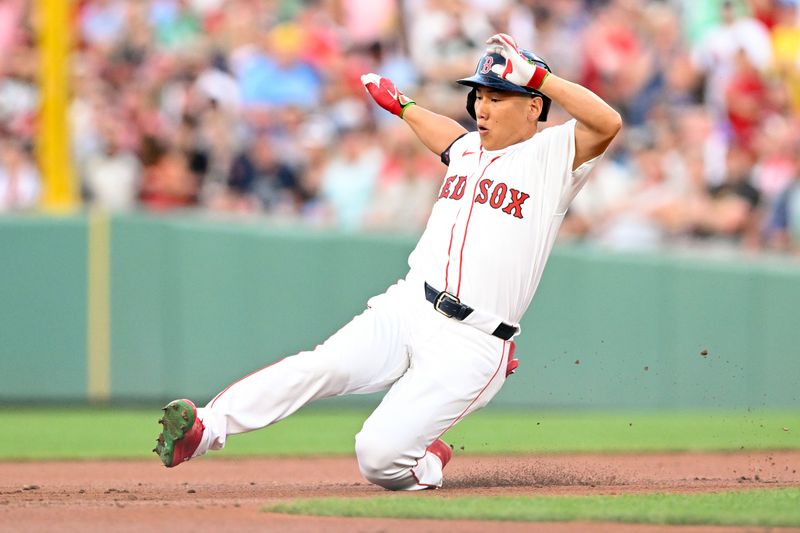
527, 65, 549, 91
399, 99, 416, 118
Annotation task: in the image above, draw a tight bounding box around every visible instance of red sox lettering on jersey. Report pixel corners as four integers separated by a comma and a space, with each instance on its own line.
439, 175, 530, 219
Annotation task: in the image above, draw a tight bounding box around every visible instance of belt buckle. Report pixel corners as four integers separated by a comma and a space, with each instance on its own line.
434, 291, 460, 318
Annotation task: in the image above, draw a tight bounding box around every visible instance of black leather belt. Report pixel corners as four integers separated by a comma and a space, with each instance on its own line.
424, 282, 517, 340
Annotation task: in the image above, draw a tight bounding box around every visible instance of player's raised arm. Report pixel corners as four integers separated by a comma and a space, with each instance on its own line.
361, 73, 467, 157
486, 34, 622, 170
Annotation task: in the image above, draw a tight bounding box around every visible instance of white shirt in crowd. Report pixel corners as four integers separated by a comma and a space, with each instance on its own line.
0, 162, 40, 212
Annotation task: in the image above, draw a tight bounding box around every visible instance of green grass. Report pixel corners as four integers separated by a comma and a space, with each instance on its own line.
0, 407, 798, 460
265, 489, 800, 527
444, 410, 800, 453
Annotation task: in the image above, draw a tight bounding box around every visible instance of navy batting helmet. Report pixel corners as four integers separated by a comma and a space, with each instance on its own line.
457, 50, 552, 122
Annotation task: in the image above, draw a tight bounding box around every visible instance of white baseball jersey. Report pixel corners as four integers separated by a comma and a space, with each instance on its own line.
406, 119, 601, 326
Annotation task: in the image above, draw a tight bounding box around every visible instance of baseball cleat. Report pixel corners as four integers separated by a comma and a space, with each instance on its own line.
153, 399, 204, 468
426, 438, 453, 469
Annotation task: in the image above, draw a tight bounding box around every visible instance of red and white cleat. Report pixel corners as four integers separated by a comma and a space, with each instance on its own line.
153, 399, 205, 467
426, 438, 453, 469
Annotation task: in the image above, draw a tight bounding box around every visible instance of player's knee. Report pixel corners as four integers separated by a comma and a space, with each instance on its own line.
354, 430, 405, 489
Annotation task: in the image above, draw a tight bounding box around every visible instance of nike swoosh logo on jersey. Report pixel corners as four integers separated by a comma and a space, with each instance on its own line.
462, 150, 475, 156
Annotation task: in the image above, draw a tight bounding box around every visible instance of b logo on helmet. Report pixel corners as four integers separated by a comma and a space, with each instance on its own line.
479, 56, 494, 74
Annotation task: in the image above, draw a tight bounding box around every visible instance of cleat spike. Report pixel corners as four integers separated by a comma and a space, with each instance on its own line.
181, 410, 189, 420
180, 423, 187, 431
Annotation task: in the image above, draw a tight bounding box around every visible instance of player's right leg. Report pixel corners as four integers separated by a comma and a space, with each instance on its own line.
154, 289, 411, 467
353, 314, 511, 490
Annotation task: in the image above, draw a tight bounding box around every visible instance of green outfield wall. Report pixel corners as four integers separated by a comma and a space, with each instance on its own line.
0, 216, 88, 400
1, 213, 798, 409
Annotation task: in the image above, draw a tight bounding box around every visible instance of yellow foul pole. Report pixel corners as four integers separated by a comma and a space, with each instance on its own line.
37, 0, 76, 210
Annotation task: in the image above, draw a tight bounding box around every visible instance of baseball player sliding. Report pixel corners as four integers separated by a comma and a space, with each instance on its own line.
154, 34, 621, 490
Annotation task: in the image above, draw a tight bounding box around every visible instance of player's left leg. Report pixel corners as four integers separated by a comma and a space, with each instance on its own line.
155, 284, 413, 467
354, 315, 512, 490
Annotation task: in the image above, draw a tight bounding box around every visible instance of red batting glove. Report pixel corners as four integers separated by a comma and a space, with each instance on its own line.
485, 33, 549, 91
361, 73, 416, 118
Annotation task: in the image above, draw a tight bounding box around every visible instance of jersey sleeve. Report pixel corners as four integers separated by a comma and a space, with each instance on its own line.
441, 132, 481, 170
440, 132, 469, 166
539, 119, 605, 213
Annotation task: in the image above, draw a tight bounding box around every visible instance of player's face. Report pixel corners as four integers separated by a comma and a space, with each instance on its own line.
474, 87, 539, 150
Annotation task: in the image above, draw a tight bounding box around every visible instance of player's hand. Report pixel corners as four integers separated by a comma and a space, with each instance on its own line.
361, 73, 416, 118
485, 33, 549, 91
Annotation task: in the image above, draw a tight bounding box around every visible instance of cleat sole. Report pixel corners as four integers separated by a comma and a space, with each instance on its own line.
154, 399, 198, 467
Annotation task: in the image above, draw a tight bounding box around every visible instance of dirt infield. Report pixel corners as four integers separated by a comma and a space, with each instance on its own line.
2, 452, 799, 532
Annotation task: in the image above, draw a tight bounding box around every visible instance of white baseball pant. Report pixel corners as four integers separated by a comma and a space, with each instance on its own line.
194, 279, 511, 490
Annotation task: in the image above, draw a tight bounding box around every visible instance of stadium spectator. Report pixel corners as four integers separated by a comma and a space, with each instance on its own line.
690, 143, 762, 248
79, 0, 127, 51
406, 0, 493, 83
580, 0, 645, 113
691, 0, 773, 118
212, 133, 301, 215
752, 115, 797, 204
83, 121, 142, 211
339, 0, 399, 45
0, 29, 37, 143
0, 137, 40, 212
591, 135, 688, 250
0, 0, 27, 59
364, 124, 441, 231
151, 0, 203, 53
770, 0, 800, 114
139, 139, 199, 211
293, 130, 331, 226
724, 48, 769, 149
765, 145, 800, 253
234, 23, 322, 110
320, 125, 383, 231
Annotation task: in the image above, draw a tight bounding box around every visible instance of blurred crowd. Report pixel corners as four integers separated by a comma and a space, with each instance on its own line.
1, 0, 800, 253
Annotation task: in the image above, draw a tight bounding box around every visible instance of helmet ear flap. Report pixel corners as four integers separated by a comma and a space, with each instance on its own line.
466, 88, 476, 120
534, 94, 551, 122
